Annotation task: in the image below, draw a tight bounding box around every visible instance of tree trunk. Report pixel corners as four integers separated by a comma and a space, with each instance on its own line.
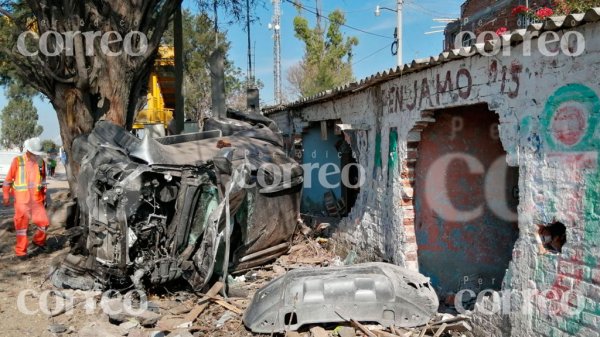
2, 0, 182, 190
51, 74, 141, 193
51, 86, 94, 192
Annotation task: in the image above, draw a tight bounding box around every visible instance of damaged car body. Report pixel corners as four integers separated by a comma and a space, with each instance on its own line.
243, 263, 439, 333
52, 113, 303, 291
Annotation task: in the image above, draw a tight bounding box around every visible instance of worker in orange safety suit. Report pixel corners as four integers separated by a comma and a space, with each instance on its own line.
2, 137, 49, 258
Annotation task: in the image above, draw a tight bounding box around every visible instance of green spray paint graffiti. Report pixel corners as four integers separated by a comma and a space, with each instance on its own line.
387, 128, 398, 186
374, 132, 382, 178
532, 84, 600, 335
388, 128, 399, 170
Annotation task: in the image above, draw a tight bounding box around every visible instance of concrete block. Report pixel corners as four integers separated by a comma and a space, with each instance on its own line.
578, 327, 600, 337
581, 312, 600, 327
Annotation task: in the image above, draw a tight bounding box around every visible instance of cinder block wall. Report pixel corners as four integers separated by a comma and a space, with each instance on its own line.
271, 20, 600, 336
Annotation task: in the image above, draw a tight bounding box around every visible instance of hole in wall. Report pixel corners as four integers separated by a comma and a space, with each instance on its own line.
300, 121, 360, 217
411, 104, 520, 310
537, 221, 567, 254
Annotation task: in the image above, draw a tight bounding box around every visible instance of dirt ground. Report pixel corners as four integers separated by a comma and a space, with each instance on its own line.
0, 165, 74, 337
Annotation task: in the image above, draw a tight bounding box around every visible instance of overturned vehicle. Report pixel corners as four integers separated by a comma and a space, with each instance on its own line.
52, 113, 303, 291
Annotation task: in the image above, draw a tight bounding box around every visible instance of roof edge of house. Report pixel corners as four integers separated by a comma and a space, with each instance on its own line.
263, 7, 600, 115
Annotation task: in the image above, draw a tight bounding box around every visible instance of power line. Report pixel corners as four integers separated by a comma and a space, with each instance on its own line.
284, 0, 394, 39
300, 2, 387, 14
352, 42, 394, 67
405, 1, 458, 19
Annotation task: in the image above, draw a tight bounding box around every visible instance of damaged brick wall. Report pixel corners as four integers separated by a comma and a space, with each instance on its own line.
268, 19, 600, 337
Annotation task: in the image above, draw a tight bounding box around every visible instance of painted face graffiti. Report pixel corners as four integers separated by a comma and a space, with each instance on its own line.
551, 102, 588, 147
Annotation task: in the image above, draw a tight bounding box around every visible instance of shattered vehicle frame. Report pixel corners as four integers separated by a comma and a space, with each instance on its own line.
52, 113, 303, 291
243, 263, 439, 333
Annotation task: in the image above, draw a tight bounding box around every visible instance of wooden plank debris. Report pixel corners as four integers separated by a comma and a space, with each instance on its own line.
350, 319, 377, 337
432, 323, 447, 337
177, 282, 223, 328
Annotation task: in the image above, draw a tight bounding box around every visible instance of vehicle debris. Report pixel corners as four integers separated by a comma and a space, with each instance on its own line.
243, 262, 439, 333
51, 112, 303, 292
35, 234, 476, 337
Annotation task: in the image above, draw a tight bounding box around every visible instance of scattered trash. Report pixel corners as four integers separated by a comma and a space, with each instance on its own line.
343, 250, 357, 265
48, 323, 68, 334
102, 298, 161, 326
37, 235, 476, 337
216, 311, 237, 328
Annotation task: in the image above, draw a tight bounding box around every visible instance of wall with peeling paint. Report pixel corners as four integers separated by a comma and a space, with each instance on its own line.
267, 20, 600, 337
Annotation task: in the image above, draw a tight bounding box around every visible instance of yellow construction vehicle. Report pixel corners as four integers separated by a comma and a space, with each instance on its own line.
133, 46, 176, 130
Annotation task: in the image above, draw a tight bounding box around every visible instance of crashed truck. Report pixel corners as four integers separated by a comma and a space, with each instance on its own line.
52, 112, 303, 291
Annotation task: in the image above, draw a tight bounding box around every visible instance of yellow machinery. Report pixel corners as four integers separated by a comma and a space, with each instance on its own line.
133, 46, 176, 130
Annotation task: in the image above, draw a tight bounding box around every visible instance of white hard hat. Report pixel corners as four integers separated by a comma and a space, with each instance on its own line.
23, 137, 45, 156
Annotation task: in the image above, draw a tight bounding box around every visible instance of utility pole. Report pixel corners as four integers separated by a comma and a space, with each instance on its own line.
375, 1, 404, 67
213, 0, 218, 46
396, 0, 403, 66
245, 0, 260, 113
271, 0, 282, 105
246, 0, 253, 85
316, 0, 322, 31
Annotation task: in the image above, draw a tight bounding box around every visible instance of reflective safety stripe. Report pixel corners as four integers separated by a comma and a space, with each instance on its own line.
14, 156, 27, 190
13, 155, 44, 193
36, 226, 47, 232
15, 229, 27, 236
17, 156, 25, 185
12, 183, 43, 190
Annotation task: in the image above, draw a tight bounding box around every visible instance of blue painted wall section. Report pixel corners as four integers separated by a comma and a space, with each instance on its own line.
301, 125, 343, 214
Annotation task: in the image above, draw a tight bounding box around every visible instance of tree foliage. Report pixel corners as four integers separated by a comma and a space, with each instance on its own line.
288, 9, 358, 98
41, 138, 57, 152
0, 0, 257, 188
0, 83, 43, 151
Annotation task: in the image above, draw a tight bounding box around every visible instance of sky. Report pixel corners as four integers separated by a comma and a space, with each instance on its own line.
0, 0, 463, 144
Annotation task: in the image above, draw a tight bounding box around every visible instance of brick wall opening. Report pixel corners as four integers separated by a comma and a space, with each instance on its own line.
407, 103, 520, 307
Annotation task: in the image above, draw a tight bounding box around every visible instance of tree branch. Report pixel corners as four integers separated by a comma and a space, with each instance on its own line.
0, 6, 14, 19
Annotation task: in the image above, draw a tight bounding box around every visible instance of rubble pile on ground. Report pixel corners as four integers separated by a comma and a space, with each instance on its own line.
38, 230, 475, 337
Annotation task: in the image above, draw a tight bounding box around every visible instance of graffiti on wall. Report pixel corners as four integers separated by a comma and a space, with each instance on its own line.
488, 60, 523, 99
388, 127, 399, 184
533, 84, 600, 335
382, 68, 473, 113
381, 61, 524, 114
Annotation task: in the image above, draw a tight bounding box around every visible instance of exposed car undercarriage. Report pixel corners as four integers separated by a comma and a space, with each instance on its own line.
52, 112, 303, 291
